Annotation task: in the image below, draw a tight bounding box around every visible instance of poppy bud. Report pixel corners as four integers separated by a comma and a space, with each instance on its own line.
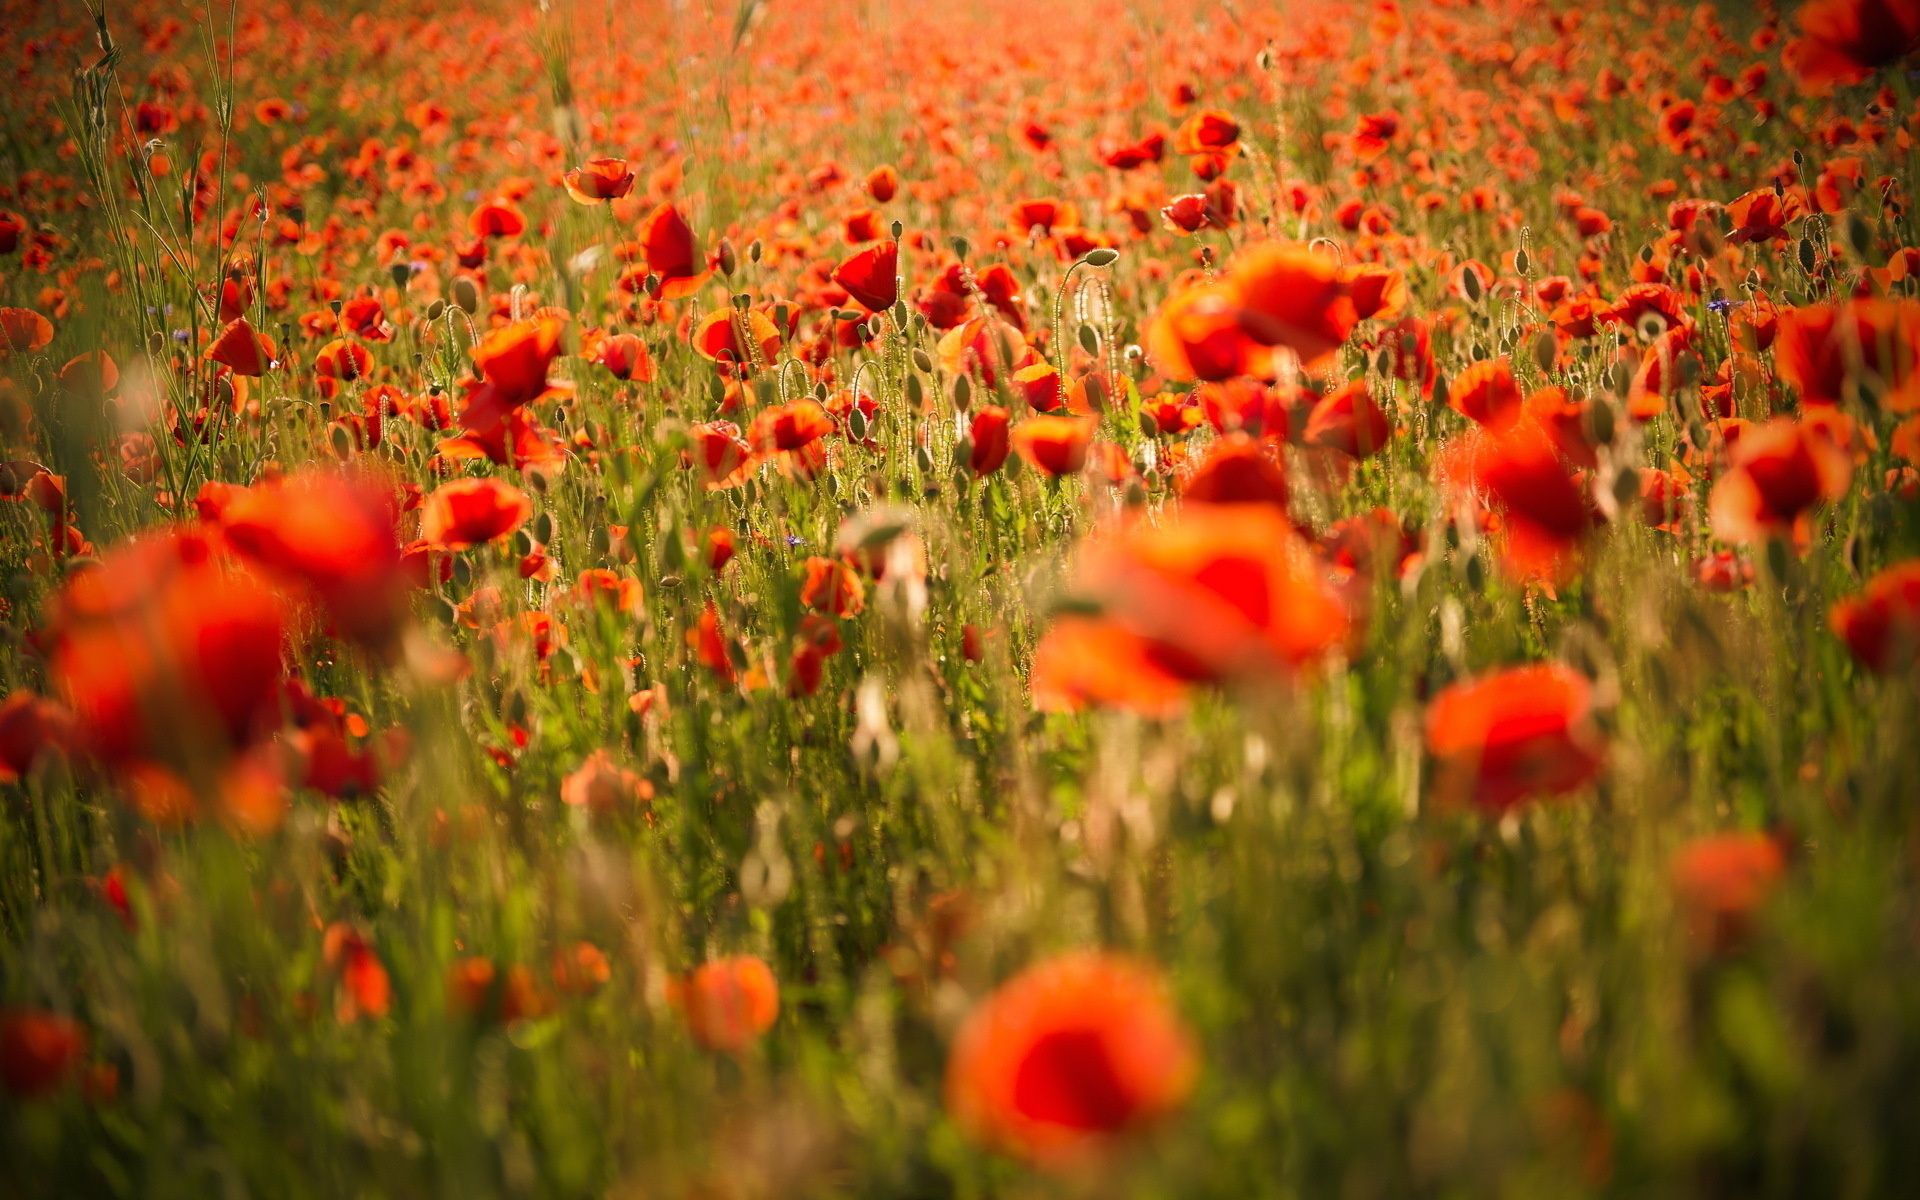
717, 239, 737, 278
748, 239, 763, 264
950, 236, 971, 262
1082, 247, 1119, 267
451, 277, 479, 312
906, 374, 925, 407
953, 374, 972, 410
912, 348, 933, 373
426, 299, 445, 321
891, 220, 904, 240
1078, 325, 1098, 354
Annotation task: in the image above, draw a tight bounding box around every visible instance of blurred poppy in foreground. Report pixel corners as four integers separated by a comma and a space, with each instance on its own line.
1032, 505, 1352, 713
945, 952, 1197, 1168
457, 318, 568, 432
1784, 0, 1920, 92
1010, 415, 1094, 477
1425, 664, 1606, 814
44, 529, 289, 769
1829, 559, 1920, 672
669, 955, 779, 1052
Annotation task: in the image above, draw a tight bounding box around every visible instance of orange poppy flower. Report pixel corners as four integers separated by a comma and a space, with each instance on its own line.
0, 1009, 86, 1099
691, 308, 782, 375
590, 331, 654, 382
1467, 421, 1595, 580
560, 749, 653, 812
670, 955, 779, 1052
945, 952, 1198, 1167
799, 556, 866, 617
419, 477, 533, 550
748, 398, 834, 452
551, 943, 612, 996
1829, 559, 1920, 672
315, 338, 373, 382
1343, 263, 1408, 322
1030, 617, 1191, 716
563, 157, 636, 204
1010, 415, 1094, 477
938, 315, 1031, 388
1707, 417, 1853, 544
686, 421, 756, 489
640, 203, 710, 299
1147, 282, 1266, 382
1425, 664, 1606, 814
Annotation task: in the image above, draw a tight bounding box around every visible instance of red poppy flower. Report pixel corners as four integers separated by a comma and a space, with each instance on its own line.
458, 317, 568, 431
44, 530, 290, 767
0, 1010, 86, 1099
468, 199, 527, 238
945, 952, 1198, 1168
591, 331, 654, 382
833, 241, 899, 313
1671, 833, 1787, 952
800, 556, 866, 617
1784, 0, 1920, 91
563, 157, 636, 204
968, 405, 1012, 476
938, 315, 1031, 388
1448, 357, 1524, 429
315, 338, 373, 381
1829, 559, 1920, 672
323, 923, 392, 1023
1344, 264, 1408, 322
1180, 434, 1289, 508
1467, 421, 1595, 580
1304, 380, 1392, 457
560, 749, 653, 812
691, 309, 782, 375
419, 477, 533, 550
1010, 415, 1094, 477
670, 955, 779, 1052
1227, 241, 1358, 368
748, 399, 834, 452
0, 307, 54, 353
686, 421, 756, 489
206, 318, 277, 377
1172, 108, 1240, 155
0, 691, 76, 784
339, 296, 391, 342
1774, 300, 1920, 409
1147, 283, 1266, 382
640, 203, 710, 299
1708, 417, 1853, 544
215, 469, 409, 654
864, 164, 899, 202
1425, 664, 1606, 813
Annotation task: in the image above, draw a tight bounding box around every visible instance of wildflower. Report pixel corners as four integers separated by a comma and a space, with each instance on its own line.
419, 477, 534, 550
1707, 417, 1853, 544
670, 955, 779, 1052
1671, 833, 1787, 952
1829, 559, 1920, 672
563, 157, 636, 204
945, 952, 1198, 1167
0, 1010, 86, 1099
1425, 664, 1606, 814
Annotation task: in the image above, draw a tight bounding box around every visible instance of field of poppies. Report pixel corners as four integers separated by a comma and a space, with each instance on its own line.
3, 0, 1920, 1194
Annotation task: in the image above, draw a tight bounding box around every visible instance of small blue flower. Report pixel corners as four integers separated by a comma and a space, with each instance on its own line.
1707, 298, 1734, 314
786, 535, 805, 547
